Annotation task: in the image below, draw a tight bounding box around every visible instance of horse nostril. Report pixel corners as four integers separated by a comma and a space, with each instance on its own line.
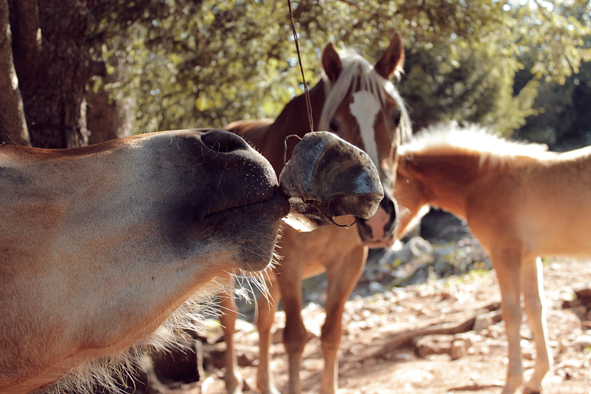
381, 196, 395, 215
201, 129, 249, 153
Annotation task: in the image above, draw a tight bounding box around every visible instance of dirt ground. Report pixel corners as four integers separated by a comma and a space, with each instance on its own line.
161, 255, 591, 394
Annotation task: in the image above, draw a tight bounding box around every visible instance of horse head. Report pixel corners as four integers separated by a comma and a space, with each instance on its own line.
318, 33, 411, 248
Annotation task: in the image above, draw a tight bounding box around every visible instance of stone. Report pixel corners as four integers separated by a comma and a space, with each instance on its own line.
450, 339, 468, 360
473, 313, 494, 333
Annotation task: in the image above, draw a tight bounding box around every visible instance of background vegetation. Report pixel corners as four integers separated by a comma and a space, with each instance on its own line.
1, 0, 591, 148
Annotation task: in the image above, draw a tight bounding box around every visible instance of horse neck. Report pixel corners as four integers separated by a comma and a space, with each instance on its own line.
260, 81, 326, 173
405, 152, 484, 220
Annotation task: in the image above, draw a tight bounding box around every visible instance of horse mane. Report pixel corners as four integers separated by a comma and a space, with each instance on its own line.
400, 122, 553, 168
318, 48, 412, 143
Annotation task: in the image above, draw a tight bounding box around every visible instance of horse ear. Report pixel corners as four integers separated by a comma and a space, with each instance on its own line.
322, 43, 342, 83
374, 32, 405, 80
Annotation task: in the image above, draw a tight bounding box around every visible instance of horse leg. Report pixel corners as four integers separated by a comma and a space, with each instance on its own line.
320, 245, 367, 394
219, 289, 243, 394
521, 256, 551, 394
256, 281, 282, 394
277, 271, 307, 394
490, 246, 524, 394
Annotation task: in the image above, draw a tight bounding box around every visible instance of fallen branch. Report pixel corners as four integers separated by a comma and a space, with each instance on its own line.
366, 302, 500, 360
448, 380, 504, 391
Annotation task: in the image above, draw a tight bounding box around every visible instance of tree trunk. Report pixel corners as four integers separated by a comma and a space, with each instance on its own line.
0, 0, 30, 146
8, 0, 104, 148
86, 87, 134, 144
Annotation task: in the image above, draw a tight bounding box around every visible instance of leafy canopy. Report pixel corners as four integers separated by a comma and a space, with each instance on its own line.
88, 0, 591, 137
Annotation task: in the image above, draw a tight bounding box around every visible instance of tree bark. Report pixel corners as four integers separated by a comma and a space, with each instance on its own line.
8, 0, 103, 148
0, 0, 30, 146
86, 87, 133, 144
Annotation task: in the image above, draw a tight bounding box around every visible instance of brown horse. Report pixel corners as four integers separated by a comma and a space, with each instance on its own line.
222, 33, 411, 394
394, 122, 591, 394
0, 129, 291, 394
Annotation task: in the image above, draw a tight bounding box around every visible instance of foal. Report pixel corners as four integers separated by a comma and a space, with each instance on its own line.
394, 122, 590, 394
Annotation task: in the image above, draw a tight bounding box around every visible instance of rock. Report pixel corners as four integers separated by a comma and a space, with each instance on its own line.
572, 305, 588, 318
573, 282, 591, 300
454, 332, 479, 348
473, 313, 494, 332
400, 236, 433, 263
237, 350, 255, 367
450, 339, 468, 360
369, 281, 384, 293
574, 335, 591, 348
415, 335, 452, 358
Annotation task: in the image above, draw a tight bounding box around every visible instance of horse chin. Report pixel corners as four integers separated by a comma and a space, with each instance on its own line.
210, 194, 290, 272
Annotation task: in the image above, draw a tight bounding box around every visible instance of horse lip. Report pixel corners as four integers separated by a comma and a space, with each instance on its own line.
362, 237, 395, 248
203, 187, 289, 219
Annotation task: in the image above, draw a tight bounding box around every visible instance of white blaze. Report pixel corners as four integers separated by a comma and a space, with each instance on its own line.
350, 90, 380, 168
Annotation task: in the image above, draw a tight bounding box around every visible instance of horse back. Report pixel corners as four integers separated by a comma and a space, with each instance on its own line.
466, 146, 591, 257
225, 119, 274, 140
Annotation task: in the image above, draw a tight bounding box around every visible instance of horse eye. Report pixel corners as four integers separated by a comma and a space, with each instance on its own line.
391, 111, 401, 127
329, 119, 340, 133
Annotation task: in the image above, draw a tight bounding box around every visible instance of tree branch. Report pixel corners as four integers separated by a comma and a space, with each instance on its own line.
0, 0, 30, 146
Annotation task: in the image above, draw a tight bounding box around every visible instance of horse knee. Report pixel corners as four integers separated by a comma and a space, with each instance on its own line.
320, 325, 341, 353
283, 323, 308, 355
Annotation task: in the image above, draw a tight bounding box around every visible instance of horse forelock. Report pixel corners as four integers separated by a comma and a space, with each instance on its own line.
318, 48, 412, 146
400, 122, 552, 169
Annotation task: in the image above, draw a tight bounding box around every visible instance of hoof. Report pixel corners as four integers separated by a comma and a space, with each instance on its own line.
523, 387, 541, 394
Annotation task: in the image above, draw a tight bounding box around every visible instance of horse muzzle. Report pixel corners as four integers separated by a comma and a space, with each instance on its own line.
278, 131, 384, 232
356, 192, 397, 248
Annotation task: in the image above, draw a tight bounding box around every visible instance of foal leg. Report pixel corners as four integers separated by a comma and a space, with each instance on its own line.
219, 290, 243, 394
521, 257, 551, 394
320, 245, 367, 394
256, 281, 282, 394
490, 247, 524, 394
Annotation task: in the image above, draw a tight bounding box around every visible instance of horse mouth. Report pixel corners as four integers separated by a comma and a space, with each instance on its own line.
203, 189, 290, 220
362, 237, 395, 248
200, 191, 290, 272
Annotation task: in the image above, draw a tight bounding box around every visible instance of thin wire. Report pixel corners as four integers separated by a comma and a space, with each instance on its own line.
287, 0, 314, 134
285, 1, 359, 229
284, 134, 302, 166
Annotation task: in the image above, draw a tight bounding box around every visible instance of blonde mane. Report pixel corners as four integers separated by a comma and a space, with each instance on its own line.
318, 48, 412, 143
400, 122, 553, 168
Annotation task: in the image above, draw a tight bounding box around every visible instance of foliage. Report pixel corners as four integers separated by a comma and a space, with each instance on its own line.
87, 0, 591, 137
515, 60, 591, 150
